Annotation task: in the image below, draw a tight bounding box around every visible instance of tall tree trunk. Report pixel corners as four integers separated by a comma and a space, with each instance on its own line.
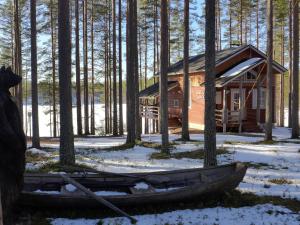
112, 0, 118, 136
204, 0, 217, 168
229, 0, 232, 47
105, 35, 109, 134
160, 0, 169, 151
256, 0, 259, 49
134, 0, 141, 140
118, 0, 123, 136
126, 0, 136, 144
83, 0, 89, 135
181, 0, 190, 141
108, 8, 112, 134
90, 0, 95, 135
14, 0, 23, 125
265, 0, 273, 141
30, 0, 40, 148
288, 0, 293, 128
50, 0, 57, 137
291, 0, 299, 138
58, 0, 75, 165
75, 0, 82, 136
279, 23, 284, 127
144, 20, 149, 134
240, 0, 243, 45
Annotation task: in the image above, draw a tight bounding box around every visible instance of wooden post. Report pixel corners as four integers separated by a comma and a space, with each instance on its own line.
222, 87, 228, 133
0, 188, 3, 225
256, 74, 261, 125
239, 76, 243, 133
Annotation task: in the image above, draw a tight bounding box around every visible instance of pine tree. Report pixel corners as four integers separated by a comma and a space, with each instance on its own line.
291, 0, 299, 138
30, 0, 40, 148
160, 0, 169, 151
265, 0, 273, 141
204, 0, 217, 168
58, 0, 75, 165
181, 0, 190, 141
126, 0, 137, 144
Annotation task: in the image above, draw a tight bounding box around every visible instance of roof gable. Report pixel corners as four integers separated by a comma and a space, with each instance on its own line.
165, 45, 287, 76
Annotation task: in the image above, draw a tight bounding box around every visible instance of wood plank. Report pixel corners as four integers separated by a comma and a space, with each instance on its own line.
60, 174, 137, 223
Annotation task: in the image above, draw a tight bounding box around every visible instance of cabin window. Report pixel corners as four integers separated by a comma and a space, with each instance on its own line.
246, 72, 257, 80
252, 88, 266, 109
173, 99, 179, 108
216, 91, 222, 105
232, 92, 240, 111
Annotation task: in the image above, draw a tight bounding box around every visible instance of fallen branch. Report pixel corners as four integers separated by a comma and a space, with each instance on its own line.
60, 174, 137, 223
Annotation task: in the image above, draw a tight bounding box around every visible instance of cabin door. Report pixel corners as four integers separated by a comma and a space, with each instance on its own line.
230, 89, 246, 119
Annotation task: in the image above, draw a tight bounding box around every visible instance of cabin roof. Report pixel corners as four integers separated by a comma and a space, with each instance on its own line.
139, 81, 178, 98
215, 58, 266, 87
164, 44, 287, 76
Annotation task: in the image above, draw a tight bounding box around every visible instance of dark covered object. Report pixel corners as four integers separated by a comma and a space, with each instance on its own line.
0, 66, 26, 224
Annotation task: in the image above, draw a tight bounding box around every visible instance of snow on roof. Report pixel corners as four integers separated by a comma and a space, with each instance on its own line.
215, 58, 265, 87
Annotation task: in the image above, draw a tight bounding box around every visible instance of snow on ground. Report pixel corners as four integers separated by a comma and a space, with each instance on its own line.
51, 204, 300, 225
27, 126, 300, 224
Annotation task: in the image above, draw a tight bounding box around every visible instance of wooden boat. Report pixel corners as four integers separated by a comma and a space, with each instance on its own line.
19, 162, 247, 208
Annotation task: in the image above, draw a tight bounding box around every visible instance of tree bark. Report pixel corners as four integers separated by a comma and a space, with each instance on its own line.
118, 0, 123, 136
134, 0, 141, 140
90, 0, 95, 135
13, 0, 23, 125
288, 0, 293, 128
83, 0, 89, 135
291, 0, 299, 138
279, 23, 284, 127
126, 0, 136, 144
265, 0, 273, 141
112, 0, 118, 136
181, 0, 190, 141
50, 0, 57, 138
75, 0, 82, 136
31, 0, 40, 148
58, 0, 75, 165
204, 0, 217, 168
160, 0, 169, 151
256, 0, 259, 49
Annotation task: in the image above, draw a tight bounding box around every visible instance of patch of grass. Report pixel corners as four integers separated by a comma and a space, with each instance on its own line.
150, 151, 172, 160
101, 143, 135, 151
30, 162, 97, 173
136, 140, 177, 150
173, 138, 204, 144
26, 151, 49, 163
150, 147, 230, 160
256, 140, 278, 145
223, 140, 254, 145
224, 140, 278, 146
245, 162, 276, 169
269, 178, 293, 185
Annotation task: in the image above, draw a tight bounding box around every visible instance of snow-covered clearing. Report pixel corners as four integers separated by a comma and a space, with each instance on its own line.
27, 127, 300, 224
51, 204, 300, 225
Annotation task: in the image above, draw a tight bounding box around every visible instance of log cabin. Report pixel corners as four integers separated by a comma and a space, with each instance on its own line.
139, 45, 287, 133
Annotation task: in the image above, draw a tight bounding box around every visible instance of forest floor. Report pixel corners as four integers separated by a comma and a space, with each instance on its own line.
25, 127, 300, 225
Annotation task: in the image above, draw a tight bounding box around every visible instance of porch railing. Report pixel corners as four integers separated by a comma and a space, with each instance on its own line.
215, 109, 240, 127
140, 105, 159, 120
